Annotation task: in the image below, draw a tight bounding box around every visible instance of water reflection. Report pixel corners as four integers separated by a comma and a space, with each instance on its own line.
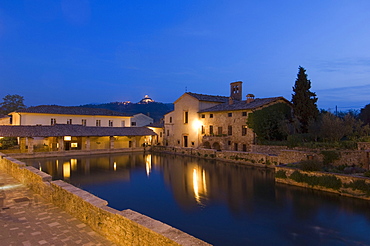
22, 153, 370, 246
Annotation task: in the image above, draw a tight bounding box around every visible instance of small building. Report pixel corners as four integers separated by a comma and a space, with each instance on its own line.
164, 81, 291, 151
9, 105, 153, 127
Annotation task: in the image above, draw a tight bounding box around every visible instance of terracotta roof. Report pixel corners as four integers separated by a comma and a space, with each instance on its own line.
13, 105, 131, 116
146, 122, 164, 128
186, 92, 229, 103
0, 124, 156, 137
198, 97, 290, 112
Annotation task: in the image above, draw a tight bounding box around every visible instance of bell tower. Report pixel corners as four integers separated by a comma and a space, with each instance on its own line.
230, 81, 243, 101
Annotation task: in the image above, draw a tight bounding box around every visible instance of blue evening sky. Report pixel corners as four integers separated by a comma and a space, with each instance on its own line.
1, 1, 370, 111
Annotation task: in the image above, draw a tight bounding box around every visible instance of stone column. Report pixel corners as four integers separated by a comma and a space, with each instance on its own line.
132, 137, 137, 148
58, 137, 64, 151
27, 137, 34, 154
19, 137, 26, 152
85, 137, 91, 150
109, 136, 114, 150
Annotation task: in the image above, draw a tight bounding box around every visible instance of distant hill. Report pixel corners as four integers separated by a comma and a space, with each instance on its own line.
80, 102, 174, 122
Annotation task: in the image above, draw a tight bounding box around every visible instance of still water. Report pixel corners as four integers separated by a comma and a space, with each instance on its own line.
23, 153, 370, 246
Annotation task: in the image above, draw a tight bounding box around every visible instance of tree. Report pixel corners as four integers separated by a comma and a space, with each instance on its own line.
359, 104, 370, 125
247, 103, 292, 141
0, 94, 26, 115
291, 66, 319, 133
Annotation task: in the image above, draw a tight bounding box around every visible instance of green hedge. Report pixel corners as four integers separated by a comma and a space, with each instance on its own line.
289, 170, 342, 190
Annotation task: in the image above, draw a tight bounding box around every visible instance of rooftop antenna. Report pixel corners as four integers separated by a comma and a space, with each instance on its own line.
185, 86, 188, 92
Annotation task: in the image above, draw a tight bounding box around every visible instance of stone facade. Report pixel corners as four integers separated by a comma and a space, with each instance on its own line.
164, 81, 291, 151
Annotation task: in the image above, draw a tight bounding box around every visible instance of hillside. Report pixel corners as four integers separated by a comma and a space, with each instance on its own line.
80, 102, 174, 122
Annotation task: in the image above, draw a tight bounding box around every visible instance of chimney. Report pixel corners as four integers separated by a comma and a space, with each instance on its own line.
246, 94, 255, 103
230, 81, 242, 101
229, 97, 234, 105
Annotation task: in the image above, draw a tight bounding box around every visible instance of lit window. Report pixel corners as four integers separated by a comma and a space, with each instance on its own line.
242, 125, 247, 136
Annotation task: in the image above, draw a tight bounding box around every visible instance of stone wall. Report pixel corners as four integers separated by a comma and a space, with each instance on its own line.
358, 142, 370, 150
0, 152, 210, 246
275, 166, 370, 200
249, 144, 287, 155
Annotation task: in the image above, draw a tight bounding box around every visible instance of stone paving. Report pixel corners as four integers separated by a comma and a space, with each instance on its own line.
0, 171, 116, 246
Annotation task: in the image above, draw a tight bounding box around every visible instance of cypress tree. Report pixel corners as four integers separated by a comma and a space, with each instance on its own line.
291, 66, 319, 133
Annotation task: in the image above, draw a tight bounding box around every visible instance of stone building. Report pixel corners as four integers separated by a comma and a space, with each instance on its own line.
164, 81, 291, 151
8, 105, 153, 127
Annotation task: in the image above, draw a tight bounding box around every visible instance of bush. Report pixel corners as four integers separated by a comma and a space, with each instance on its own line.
289, 170, 342, 190
275, 170, 287, 179
299, 160, 323, 172
0, 137, 18, 149
364, 171, 370, 178
321, 150, 340, 165
344, 180, 370, 196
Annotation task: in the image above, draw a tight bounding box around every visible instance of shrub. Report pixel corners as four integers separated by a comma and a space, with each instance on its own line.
0, 137, 18, 149
299, 160, 323, 172
344, 180, 370, 196
321, 150, 340, 165
275, 170, 287, 179
289, 170, 342, 190
364, 171, 370, 178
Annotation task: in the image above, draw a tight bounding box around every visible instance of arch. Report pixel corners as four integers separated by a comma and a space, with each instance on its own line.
203, 141, 211, 149
212, 142, 221, 151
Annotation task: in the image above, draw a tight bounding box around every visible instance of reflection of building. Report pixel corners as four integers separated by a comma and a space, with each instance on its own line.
164, 82, 291, 151
158, 154, 275, 213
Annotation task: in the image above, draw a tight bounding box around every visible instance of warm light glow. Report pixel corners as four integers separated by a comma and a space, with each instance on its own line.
70, 159, 77, 171
63, 162, 70, 179
192, 120, 202, 130
192, 167, 208, 205
71, 143, 78, 148
0, 137, 3, 139
113, 161, 117, 171
64, 136, 71, 141
145, 154, 152, 177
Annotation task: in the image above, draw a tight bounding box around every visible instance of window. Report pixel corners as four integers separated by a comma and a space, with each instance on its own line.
228, 113, 232, 117
242, 112, 247, 117
201, 114, 205, 118
121, 120, 125, 127
228, 125, 232, 135
191, 142, 195, 146
169, 117, 172, 123
81, 119, 86, 126
160, 132, 163, 137
218, 127, 223, 135
242, 125, 248, 136
210, 114, 213, 118
96, 120, 101, 127
201, 125, 205, 134
167, 130, 169, 136
184, 111, 188, 124
67, 119, 72, 124
243, 144, 247, 152
228, 141, 231, 146
209, 125, 214, 135
109, 120, 113, 127
131, 122, 137, 126
234, 143, 238, 151
51, 118, 56, 125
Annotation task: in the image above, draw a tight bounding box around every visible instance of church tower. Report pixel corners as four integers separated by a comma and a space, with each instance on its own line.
230, 81, 243, 101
